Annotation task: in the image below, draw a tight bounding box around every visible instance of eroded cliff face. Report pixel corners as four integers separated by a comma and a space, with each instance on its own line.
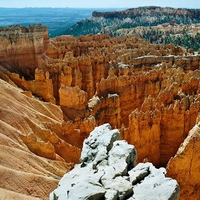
0, 79, 77, 199
0, 25, 200, 199
0, 25, 49, 79
167, 123, 200, 200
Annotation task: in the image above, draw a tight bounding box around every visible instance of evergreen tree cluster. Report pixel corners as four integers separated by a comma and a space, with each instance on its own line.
137, 28, 200, 51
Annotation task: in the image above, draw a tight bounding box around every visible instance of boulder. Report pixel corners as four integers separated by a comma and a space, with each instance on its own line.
50, 124, 180, 200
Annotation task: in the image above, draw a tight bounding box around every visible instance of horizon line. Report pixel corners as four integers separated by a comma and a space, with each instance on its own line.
0, 5, 197, 9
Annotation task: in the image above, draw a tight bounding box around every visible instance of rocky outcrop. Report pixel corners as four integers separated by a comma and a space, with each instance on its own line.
51, 124, 180, 200
167, 123, 200, 200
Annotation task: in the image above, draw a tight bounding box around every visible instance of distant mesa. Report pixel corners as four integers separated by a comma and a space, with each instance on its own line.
66, 6, 200, 39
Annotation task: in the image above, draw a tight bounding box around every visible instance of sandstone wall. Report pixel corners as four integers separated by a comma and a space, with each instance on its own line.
167, 123, 200, 200
0, 25, 49, 79
0, 79, 76, 199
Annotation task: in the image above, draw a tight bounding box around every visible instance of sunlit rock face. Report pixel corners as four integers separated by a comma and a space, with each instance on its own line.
0, 79, 78, 199
0, 25, 200, 199
0, 25, 49, 79
50, 124, 180, 200
167, 123, 200, 200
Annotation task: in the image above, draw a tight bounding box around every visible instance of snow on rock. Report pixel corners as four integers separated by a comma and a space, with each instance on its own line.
50, 123, 180, 200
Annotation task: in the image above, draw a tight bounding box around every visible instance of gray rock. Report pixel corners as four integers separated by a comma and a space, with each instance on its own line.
128, 163, 150, 184
80, 123, 120, 168
65, 181, 105, 200
105, 189, 118, 200
131, 163, 180, 200
50, 124, 180, 200
108, 140, 137, 175
103, 176, 133, 200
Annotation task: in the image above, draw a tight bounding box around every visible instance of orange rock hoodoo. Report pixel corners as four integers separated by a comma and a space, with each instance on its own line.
0, 25, 200, 199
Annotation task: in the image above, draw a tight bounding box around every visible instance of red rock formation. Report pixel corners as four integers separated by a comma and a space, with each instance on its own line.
122, 67, 200, 167
59, 85, 89, 120
167, 123, 200, 200
1, 25, 200, 199
124, 107, 161, 166
0, 79, 81, 163
59, 85, 88, 110
0, 25, 48, 79
1, 27, 200, 165
0, 79, 79, 199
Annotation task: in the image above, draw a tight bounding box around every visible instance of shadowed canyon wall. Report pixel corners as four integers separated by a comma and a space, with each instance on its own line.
0, 25, 200, 199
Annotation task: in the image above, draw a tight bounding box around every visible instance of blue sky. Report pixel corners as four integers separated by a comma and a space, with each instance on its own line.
0, 0, 199, 8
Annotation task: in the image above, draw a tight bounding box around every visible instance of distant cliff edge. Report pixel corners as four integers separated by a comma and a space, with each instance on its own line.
65, 6, 200, 51
66, 6, 200, 37
92, 6, 200, 19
